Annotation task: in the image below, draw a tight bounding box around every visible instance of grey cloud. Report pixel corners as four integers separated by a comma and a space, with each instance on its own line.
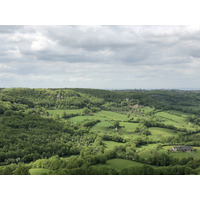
0, 25, 24, 34
1, 25, 200, 89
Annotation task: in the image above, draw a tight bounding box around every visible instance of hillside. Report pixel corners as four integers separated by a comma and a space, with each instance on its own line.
0, 88, 200, 175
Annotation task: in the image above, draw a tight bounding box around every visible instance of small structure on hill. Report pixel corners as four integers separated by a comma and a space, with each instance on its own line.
172, 146, 193, 152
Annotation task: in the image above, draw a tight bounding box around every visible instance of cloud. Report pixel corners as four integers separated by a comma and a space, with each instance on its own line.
1, 25, 200, 89
69, 77, 91, 82
0, 64, 12, 70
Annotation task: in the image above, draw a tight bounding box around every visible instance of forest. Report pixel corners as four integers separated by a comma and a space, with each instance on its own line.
1, 88, 200, 175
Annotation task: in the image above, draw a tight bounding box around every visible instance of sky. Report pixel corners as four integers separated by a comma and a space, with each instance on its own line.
1, 25, 200, 89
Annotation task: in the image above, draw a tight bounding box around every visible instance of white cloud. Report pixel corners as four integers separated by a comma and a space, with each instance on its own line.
69, 77, 91, 82
31, 32, 57, 51
1, 25, 200, 89
0, 64, 11, 70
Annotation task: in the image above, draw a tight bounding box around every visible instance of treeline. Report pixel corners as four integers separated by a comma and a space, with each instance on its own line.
2, 88, 200, 114
28, 151, 199, 175
72, 88, 200, 114
49, 164, 196, 175
0, 88, 104, 110
135, 152, 197, 167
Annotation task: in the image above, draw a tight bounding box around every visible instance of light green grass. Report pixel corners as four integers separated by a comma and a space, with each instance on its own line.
47, 109, 83, 116
137, 143, 158, 151
168, 152, 195, 159
137, 144, 161, 158
120, 122, 139, 132
167, 110, 194, 118
139, 106, 154, 113
95, 111, 128, 121
148, 127, 176, 139
118, 122, 140, 138
159, 146, 200, 159
156, 111, 186, 123
104, 141, 126, 149
96, 158, 144, 170
91, 121, 113, 132
29, 168, 50, 175
155, 111, 197, 131
69, 110, 129, 133
69, 115, 103, 124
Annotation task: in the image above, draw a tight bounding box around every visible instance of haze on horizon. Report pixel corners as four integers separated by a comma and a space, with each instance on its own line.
1, 25, 200, 90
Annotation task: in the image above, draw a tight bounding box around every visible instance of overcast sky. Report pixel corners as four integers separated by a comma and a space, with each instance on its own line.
1, 25, 200, 89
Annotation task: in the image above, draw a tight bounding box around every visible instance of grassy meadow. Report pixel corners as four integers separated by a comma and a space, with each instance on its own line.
29, 168, 50, 175
96, 158, 144, 171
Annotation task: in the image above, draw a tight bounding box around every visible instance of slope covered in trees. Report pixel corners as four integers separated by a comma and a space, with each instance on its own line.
1, 88, 200, 175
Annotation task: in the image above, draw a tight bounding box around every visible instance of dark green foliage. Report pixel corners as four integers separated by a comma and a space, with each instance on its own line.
120, 165, 195, 175
13, 163, 30, 175
61, 111, 80, 119
81, 119, 101, 127
0, 88, 104, 110
0, 112, 93, 164
103, 133, 126, 143
135, 123, 151, 135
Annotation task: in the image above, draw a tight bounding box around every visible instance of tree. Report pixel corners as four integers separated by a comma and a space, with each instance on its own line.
82, 107, 91, 115
62, 111, 67, 119
112, 121, 120, 129
2, 167, 13, 175
13, 164, 30, 175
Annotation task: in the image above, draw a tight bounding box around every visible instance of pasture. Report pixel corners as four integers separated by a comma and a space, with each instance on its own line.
137, 144, 162, 159
29, 168, 50, 175
148, 127, 176, 139
155, 111, 186, 124
155, 111, 197, 131
120, 122, 139, 136
69, 110, 130, 133
48, 108, 200, 164
96, 158, 144, 170
104, 141, 126, 149
47, 109, 83, 117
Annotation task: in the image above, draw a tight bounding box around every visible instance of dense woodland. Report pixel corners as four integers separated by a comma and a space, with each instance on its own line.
1, 88, 200, 175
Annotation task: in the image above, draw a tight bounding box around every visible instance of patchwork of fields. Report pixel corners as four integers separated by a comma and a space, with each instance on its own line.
26, 107, 200, 174
1, 88, 200, 175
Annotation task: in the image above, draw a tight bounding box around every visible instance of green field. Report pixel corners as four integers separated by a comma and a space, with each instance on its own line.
104, 141, 126, 149
96, 158, 144, 170
137, 144, 161, 158
47, 109, 83, 116
120, 122, 139, 135
96, 111, 128, 121
156, 111, 187, 123
91, 121, 113, 132
148, 127, 176, 139
48, 109, 199, 162
69, 110, 129, 133
155, 111, 197, 131
69, 114, 104, 124
29, 168, 50, 175
167, 110, 194, 118
138, 106, 154, 113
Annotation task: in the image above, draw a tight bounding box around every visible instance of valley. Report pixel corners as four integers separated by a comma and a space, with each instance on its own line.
1, 88, 200, 175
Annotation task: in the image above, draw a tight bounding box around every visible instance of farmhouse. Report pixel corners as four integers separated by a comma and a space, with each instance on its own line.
172, 146, 193, 152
